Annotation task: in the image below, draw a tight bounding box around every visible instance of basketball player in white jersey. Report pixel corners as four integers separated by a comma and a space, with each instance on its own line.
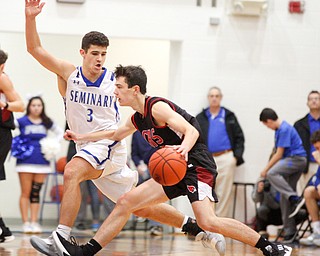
25, 1, 226, 255
0, 49, 25, 242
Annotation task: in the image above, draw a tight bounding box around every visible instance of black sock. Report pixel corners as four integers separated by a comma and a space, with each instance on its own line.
0, 218, 5, 227
83, 239, 102, 255
255, 236, 271, 251
181, 217, 204, 236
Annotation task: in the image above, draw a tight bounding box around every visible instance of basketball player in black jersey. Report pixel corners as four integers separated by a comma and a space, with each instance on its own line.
0, 49, 25, 243
59, 65, 292, 256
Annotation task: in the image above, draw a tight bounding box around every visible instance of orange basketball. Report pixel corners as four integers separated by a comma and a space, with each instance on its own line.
148, 147, 187, 186
56, 156, 67, 173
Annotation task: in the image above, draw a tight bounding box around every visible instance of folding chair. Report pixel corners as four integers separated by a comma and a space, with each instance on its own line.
274, 174, 316, 243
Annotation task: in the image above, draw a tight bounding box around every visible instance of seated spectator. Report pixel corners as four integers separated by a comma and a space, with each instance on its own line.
252, 177, 282, 240
259, 108, 307, 242
292, 130, 320, 246
294, 91, 320, 195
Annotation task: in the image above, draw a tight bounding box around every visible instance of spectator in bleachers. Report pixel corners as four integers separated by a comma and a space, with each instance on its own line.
294, 91, 320, 195
291, 130, 320, 246
252, 177, 282, 240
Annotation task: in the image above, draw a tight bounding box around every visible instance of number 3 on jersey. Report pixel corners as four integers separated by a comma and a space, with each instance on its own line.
87, 108, 93, 122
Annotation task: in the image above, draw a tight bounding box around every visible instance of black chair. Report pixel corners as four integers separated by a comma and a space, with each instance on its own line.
274, 174, 317, 243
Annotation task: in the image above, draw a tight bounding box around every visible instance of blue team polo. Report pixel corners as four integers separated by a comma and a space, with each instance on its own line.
206, 107, 232, 153
308, 114, 320, 162
275, 121, 307, 158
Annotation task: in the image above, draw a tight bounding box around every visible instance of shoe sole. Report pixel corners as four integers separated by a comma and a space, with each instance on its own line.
195, 232, 226, 256
30, 236, 58, 256
0, 235, 15, 243
53, 231, 71, 256
289, 198, 305, 218
213, 234, 226, 256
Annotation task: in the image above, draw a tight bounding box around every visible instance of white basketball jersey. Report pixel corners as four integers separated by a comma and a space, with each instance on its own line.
65, 66, 120, 134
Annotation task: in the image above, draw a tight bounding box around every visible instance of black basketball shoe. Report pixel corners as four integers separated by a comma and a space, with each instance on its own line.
0, 226, 15, 243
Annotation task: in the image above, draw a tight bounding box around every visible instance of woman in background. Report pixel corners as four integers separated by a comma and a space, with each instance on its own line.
14, 96, 62, 234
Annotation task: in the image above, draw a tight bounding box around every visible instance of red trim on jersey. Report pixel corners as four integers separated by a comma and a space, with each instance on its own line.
131, 115, 138, 130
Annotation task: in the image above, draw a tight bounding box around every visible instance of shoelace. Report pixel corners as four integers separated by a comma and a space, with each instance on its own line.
69, 236, 79, 246
69, 235, 87, 251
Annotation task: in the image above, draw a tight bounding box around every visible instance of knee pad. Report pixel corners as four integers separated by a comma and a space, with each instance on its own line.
30, 181, 43, 203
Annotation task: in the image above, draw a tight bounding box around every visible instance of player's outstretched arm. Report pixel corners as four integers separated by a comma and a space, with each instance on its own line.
25, 0, 75, 81
64, 117, 137, 142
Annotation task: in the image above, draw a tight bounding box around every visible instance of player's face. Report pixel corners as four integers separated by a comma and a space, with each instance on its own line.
81, 45, 107, 74
208, 88, 222, 108
114, 76, 135, 106
29, 99, 43, 117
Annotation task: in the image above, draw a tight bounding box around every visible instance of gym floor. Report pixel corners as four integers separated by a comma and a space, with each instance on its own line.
1, 223, 320, 255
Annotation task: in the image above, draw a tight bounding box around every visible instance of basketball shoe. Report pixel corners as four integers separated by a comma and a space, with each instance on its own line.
195, 231, 226, 256
53, 232, 92, 256
0, 226, 15, 243
30, 234, 59, 256
261, 243, 292, 256
181, 217, 225, 254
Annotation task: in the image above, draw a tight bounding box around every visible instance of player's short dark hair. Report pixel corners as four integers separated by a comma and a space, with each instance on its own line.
114, 65, 147, 94
259, 108, 278, 122
0, 49, 8, 65
311, 130, 320, 144
81, 31, 109, 52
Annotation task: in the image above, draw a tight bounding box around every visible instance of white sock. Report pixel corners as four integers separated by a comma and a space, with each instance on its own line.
180, 216, 190, 229
56, 224, 72, 240
311, 221, 320, 234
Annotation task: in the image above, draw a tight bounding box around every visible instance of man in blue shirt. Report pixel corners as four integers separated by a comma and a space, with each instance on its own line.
196, 87, 245, 217
294, 91, 320, 194
259, 108, 307, 242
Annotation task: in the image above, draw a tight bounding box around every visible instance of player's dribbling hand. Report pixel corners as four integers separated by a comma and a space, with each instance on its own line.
168, 145, 189, 162
25, 0, 45, 18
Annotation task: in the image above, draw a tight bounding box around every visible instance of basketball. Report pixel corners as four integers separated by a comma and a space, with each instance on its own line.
148, 147, 187, 186
56, 156, 67, 173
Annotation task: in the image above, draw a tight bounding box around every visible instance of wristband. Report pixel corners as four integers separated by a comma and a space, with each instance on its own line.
4, 102, 9, 109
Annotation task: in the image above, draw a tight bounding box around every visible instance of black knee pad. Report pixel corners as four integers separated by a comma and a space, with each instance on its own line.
30, 181, 43, 203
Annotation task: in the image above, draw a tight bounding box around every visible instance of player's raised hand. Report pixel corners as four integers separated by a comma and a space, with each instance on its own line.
25, 0, 45, 18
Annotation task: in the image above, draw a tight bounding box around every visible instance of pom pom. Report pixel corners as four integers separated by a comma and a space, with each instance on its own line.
11, 136, 34, 160
39, 137, 61, 161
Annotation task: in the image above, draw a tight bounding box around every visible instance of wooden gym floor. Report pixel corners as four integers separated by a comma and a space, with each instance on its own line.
2, 227, 320, 256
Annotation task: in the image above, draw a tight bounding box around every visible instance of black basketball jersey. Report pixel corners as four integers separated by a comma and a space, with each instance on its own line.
131, 96, 206, 152
0, 90, 15, 130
